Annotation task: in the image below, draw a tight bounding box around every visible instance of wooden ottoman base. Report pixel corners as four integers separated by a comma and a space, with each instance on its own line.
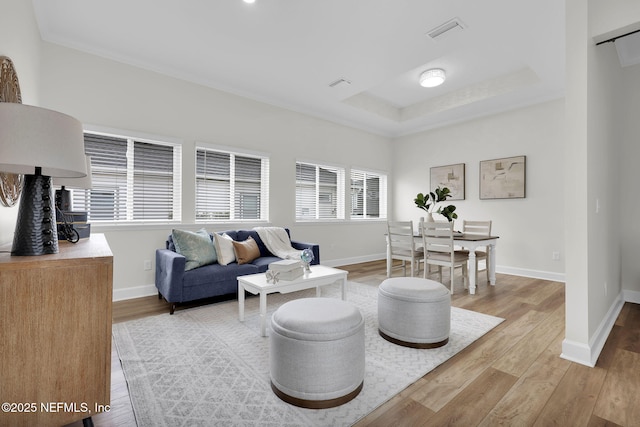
379, 329, 449, 349
271, 380, 363, 409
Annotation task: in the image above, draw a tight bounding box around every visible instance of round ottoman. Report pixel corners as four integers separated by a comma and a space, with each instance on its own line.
269, 298, 365, 409
378, 277, 451, 349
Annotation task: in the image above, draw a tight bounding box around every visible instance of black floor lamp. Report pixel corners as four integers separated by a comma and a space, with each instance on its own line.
0, 103, 87, 256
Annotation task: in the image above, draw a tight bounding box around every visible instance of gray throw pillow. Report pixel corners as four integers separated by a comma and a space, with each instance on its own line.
172, 228, 217, 271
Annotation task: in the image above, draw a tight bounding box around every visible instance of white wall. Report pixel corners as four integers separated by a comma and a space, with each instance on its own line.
0, 0, 42, 244
392, 99, 566, 280
619, 62, 640, 299
37, 42, 393, 298
561, 0, 639, 367
586, 38, 623, 344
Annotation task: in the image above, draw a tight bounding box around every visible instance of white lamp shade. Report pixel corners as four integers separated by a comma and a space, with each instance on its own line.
0, 103, 87, 177
420, 68, 446, 88
54, 156, 93, 189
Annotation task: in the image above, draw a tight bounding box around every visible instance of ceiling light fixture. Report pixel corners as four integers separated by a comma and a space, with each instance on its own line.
243, 0, 256, 3
419, 68, 446, 88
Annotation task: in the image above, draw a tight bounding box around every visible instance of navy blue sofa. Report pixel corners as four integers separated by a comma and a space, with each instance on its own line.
155, 228, 320, 314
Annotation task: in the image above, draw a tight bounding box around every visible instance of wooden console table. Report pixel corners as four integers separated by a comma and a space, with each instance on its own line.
0, 234, 113, 427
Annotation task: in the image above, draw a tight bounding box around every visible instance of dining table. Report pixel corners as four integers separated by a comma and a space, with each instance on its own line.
385, 232, 499, 295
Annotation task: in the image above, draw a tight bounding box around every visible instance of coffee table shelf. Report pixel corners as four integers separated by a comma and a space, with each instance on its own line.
238, 264, 348, 336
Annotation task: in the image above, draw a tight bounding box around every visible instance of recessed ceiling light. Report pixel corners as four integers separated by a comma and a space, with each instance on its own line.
243, 0, 256, 3
419, 68, 446, 88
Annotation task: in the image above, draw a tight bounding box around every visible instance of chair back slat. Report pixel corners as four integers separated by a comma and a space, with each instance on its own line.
419, 219, 469, 293
462, 220, 492, 237
421, 221, 454, 255
387, 221, 416, 256
387, 220, 423, 277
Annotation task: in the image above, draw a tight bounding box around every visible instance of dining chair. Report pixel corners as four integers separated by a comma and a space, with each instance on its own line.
461, 220, 492, 283
387, 220, 424, 278
419, 220, 468, 294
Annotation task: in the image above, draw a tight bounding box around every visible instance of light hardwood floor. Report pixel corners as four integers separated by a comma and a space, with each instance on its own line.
68, 260, 640, 427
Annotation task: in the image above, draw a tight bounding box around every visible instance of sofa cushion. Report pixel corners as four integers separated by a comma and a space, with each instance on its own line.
232, 236, 261, 265
171, 228, 217, 271
183, 262, 260, 288
213, 233, 236, 265
237, 229, 271, 257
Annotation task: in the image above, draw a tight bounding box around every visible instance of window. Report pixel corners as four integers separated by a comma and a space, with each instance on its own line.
195, 147, 269, 221
350, 169, 387, 219
72, 131, 182, 223
296, 162, 345, 220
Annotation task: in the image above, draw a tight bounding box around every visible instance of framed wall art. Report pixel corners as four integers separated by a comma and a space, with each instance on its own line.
0, 56, 24, 207
430, 163, 465, 200
479, 155, 526, 199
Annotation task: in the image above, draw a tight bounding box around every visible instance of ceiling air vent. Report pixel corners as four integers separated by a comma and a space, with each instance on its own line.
427, 17, 465, 40
329, 78, 352, 88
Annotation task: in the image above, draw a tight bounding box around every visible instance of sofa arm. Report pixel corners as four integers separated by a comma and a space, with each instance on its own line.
155, 249, 186, 304
291, 240, 320, 265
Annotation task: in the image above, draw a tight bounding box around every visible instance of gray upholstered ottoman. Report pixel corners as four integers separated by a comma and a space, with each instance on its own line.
269, 297, 365, 409
378, 277, 451, 348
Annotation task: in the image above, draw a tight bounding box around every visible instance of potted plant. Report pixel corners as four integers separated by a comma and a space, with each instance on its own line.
414, 186, 458, 222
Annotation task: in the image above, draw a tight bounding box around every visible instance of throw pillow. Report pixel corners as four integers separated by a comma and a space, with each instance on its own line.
213, 232, 236, 266
171, 228, 217, 271
232, 236, 261, 265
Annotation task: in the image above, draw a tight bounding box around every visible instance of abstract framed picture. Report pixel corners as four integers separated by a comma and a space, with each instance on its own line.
479, 155, 526, 199
430, 163, 465, 200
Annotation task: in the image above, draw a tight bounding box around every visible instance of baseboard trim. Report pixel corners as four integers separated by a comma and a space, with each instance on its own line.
623, 289, 640, 304
560, 340, 594, 367
326, 253, 387, 268
113, 284, 158, 302
495, 265, 565, 283
561, 292, 625, 367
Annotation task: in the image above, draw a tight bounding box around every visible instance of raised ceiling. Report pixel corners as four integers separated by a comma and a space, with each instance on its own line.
32, 0, 566, 137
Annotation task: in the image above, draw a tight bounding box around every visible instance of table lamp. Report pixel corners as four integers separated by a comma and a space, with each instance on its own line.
0, 103, 87, 256
54, 155, 93, 211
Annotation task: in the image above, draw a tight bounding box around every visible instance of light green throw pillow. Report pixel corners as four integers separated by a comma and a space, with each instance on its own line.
172, 228, 217, 271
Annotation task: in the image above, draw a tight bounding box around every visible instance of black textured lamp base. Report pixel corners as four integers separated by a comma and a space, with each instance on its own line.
12, 173, 59, 256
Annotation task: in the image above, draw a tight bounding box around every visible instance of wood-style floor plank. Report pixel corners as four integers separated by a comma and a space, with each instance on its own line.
532, 361, 606, 427
478, 331, 571, 426
69, 260, 640, 427
359, 396, 435, 427
422, 367, 518, 427
491, 304, 565, 377
410, 308, 548, 412
592, 349, 640, 426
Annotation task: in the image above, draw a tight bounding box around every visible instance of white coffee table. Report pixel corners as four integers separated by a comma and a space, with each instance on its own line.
238, 264, 348, 337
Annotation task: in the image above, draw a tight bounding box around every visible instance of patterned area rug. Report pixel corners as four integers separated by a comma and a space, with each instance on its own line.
113, 281, 503, 426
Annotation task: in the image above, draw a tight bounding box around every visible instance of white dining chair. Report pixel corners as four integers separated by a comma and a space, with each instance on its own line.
460, 220, 492, 284
420, 220, 468, 294
387, 220, 424, 278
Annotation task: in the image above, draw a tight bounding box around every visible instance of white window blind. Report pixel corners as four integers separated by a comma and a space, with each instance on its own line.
296, 162, 345, 220
350, 169, 387, 219
195, 147, 269, 221
72, 132, 182, 222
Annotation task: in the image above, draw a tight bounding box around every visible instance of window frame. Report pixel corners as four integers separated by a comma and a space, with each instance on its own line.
71, 127, 182, 225
194, 144, 270, 223
349, 167, 388, 221
295, 160, 346, 222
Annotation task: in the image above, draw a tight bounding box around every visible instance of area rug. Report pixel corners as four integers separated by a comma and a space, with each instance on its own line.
113, 281, 503, 427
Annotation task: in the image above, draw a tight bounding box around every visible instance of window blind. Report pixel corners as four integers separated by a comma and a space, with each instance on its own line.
350, 169, 387, 219
195, 147, 269, 221
296, 162, 345, 220
72, 132, 182, 222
